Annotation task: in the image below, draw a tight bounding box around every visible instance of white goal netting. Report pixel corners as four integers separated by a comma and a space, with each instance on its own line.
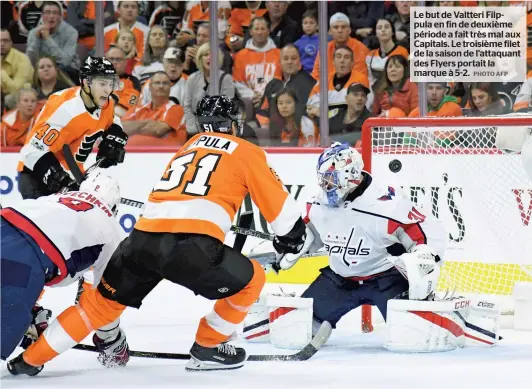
362, 116, 532, 309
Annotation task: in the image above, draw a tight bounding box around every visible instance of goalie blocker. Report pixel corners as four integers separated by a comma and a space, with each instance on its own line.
385, 297, 501, 353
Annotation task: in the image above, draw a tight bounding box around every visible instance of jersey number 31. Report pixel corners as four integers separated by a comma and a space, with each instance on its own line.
153, 151, 221, 196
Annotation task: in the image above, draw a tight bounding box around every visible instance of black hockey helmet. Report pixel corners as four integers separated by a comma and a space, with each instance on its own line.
79, 56, 118, 87
196, 95, 240, 134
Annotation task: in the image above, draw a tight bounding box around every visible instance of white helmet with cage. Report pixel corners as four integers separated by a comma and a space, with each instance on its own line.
79, 168, 121, 215
316, 142, 364, 207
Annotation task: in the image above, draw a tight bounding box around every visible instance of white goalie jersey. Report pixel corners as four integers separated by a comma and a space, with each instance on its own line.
306, 173, 447, 278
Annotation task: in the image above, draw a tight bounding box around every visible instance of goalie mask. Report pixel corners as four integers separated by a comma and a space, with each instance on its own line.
317, 142, 364, 207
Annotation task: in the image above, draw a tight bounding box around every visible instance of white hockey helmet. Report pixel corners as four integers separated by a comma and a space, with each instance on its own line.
79, 168, 120, 214
316, 142, 364, 207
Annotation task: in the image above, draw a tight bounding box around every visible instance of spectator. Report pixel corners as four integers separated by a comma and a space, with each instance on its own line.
269, 87, 317, 147
113, 29, 141, 74
1, 29, 34, 97
307, 45, 369, 119
140, 47, 188, 107
104, 1, 149, 58
149, 1, 187, 37
242, 1, 299, 48
66, 1, 115, 50
311, 12, 369, 82
409, 82, 462, 118
329, 82, 371, 145
182, 22, 233, 76
372, 55, 418, 117
184, 43, 235, 136
386, 1, 412, 52
133, 25, 169, 84
181, 1, 231, 40
122, 71, 187, 146
226, 1, 268, 53
260, 44, 316, 125
366, 18, 409, 90
513, 70, 532, 112
294, 10, 319, 74
233, 17, 282, 109
408, 82, 462, 146
339, 2, 385, 47
26, 1, 80, 83
1, 88, 38, 147
466, 82, 509, 117
15, 1, 46, 42
33, 56, 73, 110
105, 46, 141, 117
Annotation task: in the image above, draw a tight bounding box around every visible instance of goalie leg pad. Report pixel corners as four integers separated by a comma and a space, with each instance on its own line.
385, 299, 469, 353
241, 296, 270, 343
462, 299, 500, 346
267, 295, 313, 350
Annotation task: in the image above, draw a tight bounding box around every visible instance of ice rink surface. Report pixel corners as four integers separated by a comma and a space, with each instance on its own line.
2, 280, 531, 389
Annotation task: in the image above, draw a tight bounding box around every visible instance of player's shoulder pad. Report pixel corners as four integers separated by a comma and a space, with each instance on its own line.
353, 176, 418, 224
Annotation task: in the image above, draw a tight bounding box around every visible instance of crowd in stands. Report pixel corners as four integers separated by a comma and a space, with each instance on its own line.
1, 0, 532, 149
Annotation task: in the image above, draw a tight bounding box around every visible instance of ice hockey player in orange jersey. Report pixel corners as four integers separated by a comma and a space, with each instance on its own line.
9, 95, 314, 375
17, 57, 129, 200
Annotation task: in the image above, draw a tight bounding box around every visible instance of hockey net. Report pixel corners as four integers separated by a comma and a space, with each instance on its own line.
360, 116, 532, 330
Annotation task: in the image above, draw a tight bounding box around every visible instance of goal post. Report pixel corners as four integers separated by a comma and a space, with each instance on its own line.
360, 116, 532, 331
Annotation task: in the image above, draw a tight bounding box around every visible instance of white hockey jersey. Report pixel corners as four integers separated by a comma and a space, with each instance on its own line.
2, 191, 126, 288
307, 174, 446, 278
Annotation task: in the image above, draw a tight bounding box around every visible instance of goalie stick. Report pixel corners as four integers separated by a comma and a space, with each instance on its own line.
73, 321, 332, 361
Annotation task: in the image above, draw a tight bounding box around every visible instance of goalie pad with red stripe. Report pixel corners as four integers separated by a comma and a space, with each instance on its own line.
384, 297, 500, 353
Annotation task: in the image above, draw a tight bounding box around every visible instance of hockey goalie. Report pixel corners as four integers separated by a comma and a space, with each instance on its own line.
246, 142, 502, 353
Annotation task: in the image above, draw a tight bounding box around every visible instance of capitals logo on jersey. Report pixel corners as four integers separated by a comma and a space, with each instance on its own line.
323, 227, 373, 266
378, 186, 396, 201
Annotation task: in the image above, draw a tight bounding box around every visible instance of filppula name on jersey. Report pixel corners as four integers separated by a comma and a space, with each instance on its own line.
185, 135, 239, 154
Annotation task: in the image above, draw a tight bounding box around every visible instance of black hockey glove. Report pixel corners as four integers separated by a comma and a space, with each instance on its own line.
97, 124, 128, 168
272, 218, 307, 255
43, 164, 79, 193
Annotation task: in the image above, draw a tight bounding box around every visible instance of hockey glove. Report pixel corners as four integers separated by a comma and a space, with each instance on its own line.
43, 164, 78, 193
97, 124, 128, 168
93, 328, 130, 367
20, 305, 52, 349
273, 218, 315, 273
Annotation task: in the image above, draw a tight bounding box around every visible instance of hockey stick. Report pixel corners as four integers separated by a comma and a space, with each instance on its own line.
233, 211, 254, 252
61, 144, 104, 185
73, 321, 332, 361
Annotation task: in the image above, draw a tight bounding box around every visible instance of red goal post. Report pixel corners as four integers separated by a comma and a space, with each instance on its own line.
360, 116, 532, 332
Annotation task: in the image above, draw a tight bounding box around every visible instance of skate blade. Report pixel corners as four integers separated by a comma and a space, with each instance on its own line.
185, 357, 244, 372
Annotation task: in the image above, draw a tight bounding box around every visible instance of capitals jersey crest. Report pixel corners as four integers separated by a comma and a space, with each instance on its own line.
378, 186, 396, 201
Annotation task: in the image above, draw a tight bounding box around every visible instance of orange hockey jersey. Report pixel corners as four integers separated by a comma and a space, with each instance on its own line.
122, 100, 187, 145
232, 39, 281, 99
225, 7, 267, 45
135, 132, 302, 242
1, 109, 35, 147
18, 87, 120, 174
104, 21, 150, 59
113, 74, 141, 116
311, 38, 370, 82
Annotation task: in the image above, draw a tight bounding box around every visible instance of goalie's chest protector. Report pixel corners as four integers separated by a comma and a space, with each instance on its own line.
308, 182, 406, 278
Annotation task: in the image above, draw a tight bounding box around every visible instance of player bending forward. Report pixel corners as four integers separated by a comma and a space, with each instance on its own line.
3, 169, 127, 375
10, 95, 313, 375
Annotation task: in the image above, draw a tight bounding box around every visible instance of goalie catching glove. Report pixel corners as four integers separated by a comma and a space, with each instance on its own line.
272, 218, 315, 273
388, 244, 442, 300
